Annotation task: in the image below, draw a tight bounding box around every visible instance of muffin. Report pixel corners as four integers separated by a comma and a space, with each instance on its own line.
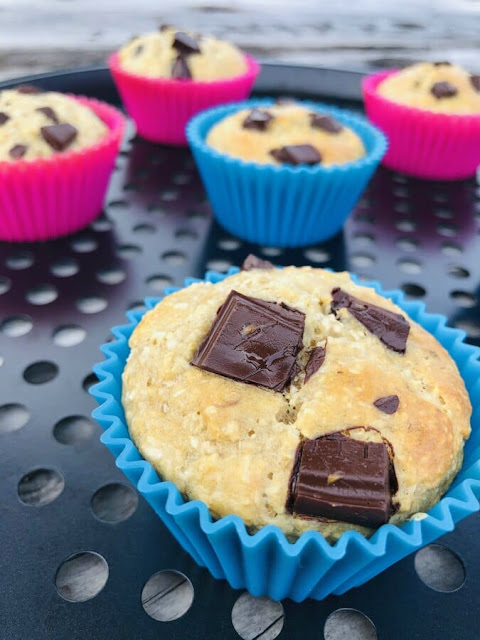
109, 27, 259, 144
363, 61, 480, 179
206, 102, 366, 166
0, 85, 124, 241
187, 99, 386, 247
92, 263, 480, 601
122, 261, 471, 540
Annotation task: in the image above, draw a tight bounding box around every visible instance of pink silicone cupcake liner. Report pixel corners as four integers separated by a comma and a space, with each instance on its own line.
109, 53, 260, 145
0, 96, 125, 242
363, 70, 480, 180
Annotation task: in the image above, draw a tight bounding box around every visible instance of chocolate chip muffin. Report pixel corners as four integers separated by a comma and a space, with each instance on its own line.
377, 62, 480, 114
0, 86, 108, 161
206, 102, 366, 167
118, 26, 247, 81
122, 259, 471, 541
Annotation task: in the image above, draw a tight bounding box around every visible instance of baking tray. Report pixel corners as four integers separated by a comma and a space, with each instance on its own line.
0, 63, 479, 640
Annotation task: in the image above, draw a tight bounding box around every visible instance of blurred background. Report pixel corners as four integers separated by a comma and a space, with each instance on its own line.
1, 0, 479, 81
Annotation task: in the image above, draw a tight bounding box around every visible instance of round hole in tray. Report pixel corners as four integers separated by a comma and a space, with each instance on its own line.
53, 325, 86, 347
70, 235, 99, 253
18, 468, 64, 506
23, 361, 58, 384
304, 247, 330, 263
53, 415, 95, 445
450, 290, 477, 308
397, 258, 422, 275
90, 215, 113, 232
324, 609, 377, 640
91, 483, 138, 523
162, 251, 186, 266
353, 232, 376, 247
441, 242, 462, 257
231, 593, 284, 640
414, 544, 465, 592
175, 228, 198, 241
26, 284, 58, 306
0, 403, 30, 434
1, 315, 33, 337
454, 318, 480, 338
0, 355, 3, 367
116, 244, 142, 259
355, 211, 375, 224
128, 300, 147, 312
133, 223, 156, 234
396, 237, 418, 252
394, 201, 410, 214
447, 265, 470, 279
141, 570, 194, 622
218, 237, 242, 251
434, 206, 454, 220
50, 257, 80, 278
401, 283, 426, 298
0, 275, 11, 295
437, 223, 458, 238
82, 372, 99, 392
76, 296, 108, 314
160, 189, 179, 202
5, 250, 34, 270
262, 247, 284, 258
395, 219, 417, 232
350, 253, 376, 269
96, 268, 126, 285
146, 274, 173, 292
55, 551, 109, 603
206, 259, 232, 273
172, 172, 191, 185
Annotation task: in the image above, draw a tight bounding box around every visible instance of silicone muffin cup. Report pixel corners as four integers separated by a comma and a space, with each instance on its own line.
363, 70, 480, 180
91, 267, 480, 602
0, 96, 125, 242
186, 99, 387, 248
109, 53, 259, 145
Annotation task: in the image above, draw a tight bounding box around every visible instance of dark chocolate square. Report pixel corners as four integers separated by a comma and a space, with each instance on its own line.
288, 433, 395, 528
191, 290, 305, 392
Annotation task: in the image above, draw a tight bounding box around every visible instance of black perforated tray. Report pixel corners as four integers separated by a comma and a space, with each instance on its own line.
1, 64, 479, 640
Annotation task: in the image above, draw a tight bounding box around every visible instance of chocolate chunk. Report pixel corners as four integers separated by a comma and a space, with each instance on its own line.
374, 395, 399, 414
331, 288, 410, 354
310, 113, 343, 134
171, 55, 191, 80
9, 144, 27, 159
134, 44, 144, 57
304, 344, 326, 383
270, 144, 322, 166
241, 254, 275, 271
16, 84, 42, 94
470, 75, 480, 92
40, 123, 78, 151
36, 106, 58, 123
242, 109, 274, 132
433, 61, 451, 67
287, 432, 397, 528
191, 290, 305, 392
431, 81, 458, 99
158, 24, 171, 32
0, 112, 10, 125
173, 31, 201, 56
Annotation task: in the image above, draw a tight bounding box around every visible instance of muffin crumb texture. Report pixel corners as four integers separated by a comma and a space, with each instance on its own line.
122, 266, 471, 541
118, 27, 247, 81
0, 87, 107, 161
206, 103, 366, 166
378, 62, 480, 114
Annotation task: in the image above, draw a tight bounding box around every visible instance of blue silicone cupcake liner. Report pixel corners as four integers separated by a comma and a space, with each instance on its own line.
186, 99, 387, 248
91, 267, 480, 602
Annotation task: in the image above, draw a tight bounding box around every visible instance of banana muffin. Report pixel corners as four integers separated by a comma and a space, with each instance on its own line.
118, 26, 247, 82
206, 102, 366, 166
122, 260, 471, 541
0, 86, 108, 161
377, 61, 480, 114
